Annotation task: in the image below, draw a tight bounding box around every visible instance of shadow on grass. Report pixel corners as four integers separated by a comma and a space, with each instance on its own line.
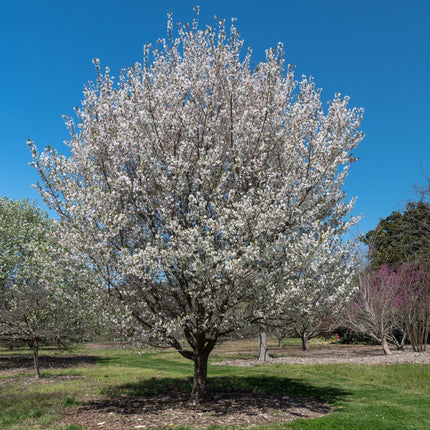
0, 353, 106, 372
105, 374, 348, 402
80, 375, 349, 416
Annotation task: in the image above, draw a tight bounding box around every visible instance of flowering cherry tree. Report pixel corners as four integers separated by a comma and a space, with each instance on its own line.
275, 236, 357, 351
29, 11, 363, 402
0, 198, 98, 377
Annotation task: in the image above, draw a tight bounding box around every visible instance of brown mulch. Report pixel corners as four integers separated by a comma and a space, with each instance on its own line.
61, 392, 330, 429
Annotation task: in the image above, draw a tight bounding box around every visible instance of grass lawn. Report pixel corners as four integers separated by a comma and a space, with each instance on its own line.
1, 339, 429, 429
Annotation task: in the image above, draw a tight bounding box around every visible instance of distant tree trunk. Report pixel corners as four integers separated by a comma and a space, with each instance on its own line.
258, 326, 270, 361
381, 337, 392, 355
392, 331, 407, 351
301, 332, 310, 351
274, 330, 287, 348
408, 321, 429, 352
32, 338, 41, 378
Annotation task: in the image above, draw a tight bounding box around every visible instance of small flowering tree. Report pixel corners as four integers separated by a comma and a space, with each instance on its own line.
396, 264, 430, 352
343, 264, 430, 354
0, 198, 98, 377
341, 265, 401, 355
29, 11, 363, 402
274, 235, 357, 351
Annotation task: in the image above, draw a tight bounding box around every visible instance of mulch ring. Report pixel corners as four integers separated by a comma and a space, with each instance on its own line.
60, 392, 330, 429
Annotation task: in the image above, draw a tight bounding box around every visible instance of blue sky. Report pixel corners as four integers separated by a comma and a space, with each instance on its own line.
1, 0, 429, 234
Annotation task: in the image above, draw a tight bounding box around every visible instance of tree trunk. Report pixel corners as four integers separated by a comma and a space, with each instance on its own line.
178, 334, 216, 405
409, 320, 429, 352
423, 321, 429, 352
301, 332, 310, 351
258, 329, 270, 361
191, 352, 209, 405
32, 338, 41, 378
381, 337, 392, 355
393, 331, 407, 351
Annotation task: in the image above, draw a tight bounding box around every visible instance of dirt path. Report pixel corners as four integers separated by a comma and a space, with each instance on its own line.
214, 344, 430, 367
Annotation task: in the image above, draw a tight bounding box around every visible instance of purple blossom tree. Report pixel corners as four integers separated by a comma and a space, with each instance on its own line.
396, 264, 430, 352
343, 264, 430, 354
342, 265, 401, 355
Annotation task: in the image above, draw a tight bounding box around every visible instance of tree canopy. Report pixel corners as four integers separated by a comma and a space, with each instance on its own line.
29, 11, 363, 402
0, 198, 98, 377
364, 201, 430, 268
0, 198, 50, 302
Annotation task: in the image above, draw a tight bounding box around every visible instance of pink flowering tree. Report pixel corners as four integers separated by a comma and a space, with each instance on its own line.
29, 11, 363, 403
343, 264, 430, 354
342, 265, 402, 355
396, 264, 430, 352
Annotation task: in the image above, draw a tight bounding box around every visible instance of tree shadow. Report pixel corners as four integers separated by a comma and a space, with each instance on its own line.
0, 353, 105, 372
82, 375, 349, 416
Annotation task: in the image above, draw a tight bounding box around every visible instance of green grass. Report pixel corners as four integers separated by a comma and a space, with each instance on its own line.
1, 342, 430, 429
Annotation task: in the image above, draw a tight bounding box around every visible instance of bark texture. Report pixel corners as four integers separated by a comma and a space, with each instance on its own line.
192, 352, 209, 404
382, 337, 392, 355
301, 332, 310, 351
32, 338, 41, 378
258, 330, 270, 361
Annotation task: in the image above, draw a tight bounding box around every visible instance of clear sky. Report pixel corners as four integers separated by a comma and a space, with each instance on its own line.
1, 0, 429, 234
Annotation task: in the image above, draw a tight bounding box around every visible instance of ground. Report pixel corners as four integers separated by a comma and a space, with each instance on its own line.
60, 391, 330, 429
1, 342, 429, 429
215, 342, 430, 366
